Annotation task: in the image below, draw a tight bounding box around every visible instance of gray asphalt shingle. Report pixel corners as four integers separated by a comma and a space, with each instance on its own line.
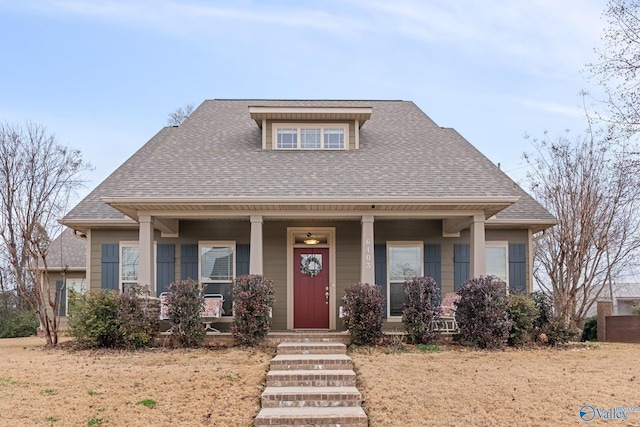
63, 99, 554, 223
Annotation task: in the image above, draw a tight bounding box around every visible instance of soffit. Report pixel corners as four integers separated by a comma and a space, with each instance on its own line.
249, 106, 372, 127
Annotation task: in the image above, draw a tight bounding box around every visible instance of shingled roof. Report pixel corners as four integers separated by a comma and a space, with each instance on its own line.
42, 227, 86, 271
62, 99, 554, 227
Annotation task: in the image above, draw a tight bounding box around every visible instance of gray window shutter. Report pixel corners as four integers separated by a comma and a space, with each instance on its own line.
424, 244, 442, 292
55, 280, 66, 316
156, 244, 175, 296
374, 244, 387, 319
454, 244, 470, 291
236, 244, 250, 276
180, 244, 198, 281
101, 244, 119, 290
509, 243, 527, 294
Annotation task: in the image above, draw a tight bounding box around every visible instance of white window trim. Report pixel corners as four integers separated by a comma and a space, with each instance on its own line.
272, 123, 349, 150
386, 241, 424, 320
198, 241, 236, 318
485, 241, 509, 286
119, 241, 157, 293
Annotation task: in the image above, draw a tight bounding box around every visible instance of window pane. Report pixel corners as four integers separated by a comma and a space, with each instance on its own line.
324, 128, 344, 149
389, 246, 421, 281
200, 246, 233, 281
300, 128, 321, 149
389, 282, 404, 317
277, 128, 297, 149
121, 246, 138, 281
486, 246, 507, 281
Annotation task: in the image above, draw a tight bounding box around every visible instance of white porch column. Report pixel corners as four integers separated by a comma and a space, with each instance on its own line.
470, 214, 486, 278
249, 215, 263, 275
138, 215, 155, 293
361, 215, 375, 284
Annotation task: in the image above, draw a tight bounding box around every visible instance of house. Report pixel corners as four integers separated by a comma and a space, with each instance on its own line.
41, 227, 87, 323
60, 99, 556, 331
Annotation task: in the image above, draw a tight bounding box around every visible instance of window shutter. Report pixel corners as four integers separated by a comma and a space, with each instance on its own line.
156, 244, 175, 296
374, 244, 387, 319
236, 244, 250, 276
509, 243, 527, 294
101, 244, 119, 290
55, 280, 66, 316
180, 244, 198, 281
454, 244, 470, 291
424, 244, 442, 292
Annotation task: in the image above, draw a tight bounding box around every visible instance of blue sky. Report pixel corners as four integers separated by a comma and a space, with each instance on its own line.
0, 0, 606, 204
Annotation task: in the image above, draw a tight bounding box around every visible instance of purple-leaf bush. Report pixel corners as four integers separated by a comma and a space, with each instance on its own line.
341, 282, 384, 345
456, 275, 512, 349
402, 276, 442, 344
166, 279, 205, 348
230, 275, 275, 346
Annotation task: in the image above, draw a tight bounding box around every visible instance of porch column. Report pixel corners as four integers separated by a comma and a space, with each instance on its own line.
470, 214, 486, 278
138, 215, 155, 294
249, 215, 263, 275
361, 215, 375, 285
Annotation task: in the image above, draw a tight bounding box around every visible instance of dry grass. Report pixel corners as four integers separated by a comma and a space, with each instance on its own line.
0, 337, 638, 426
351, 342, 640, 427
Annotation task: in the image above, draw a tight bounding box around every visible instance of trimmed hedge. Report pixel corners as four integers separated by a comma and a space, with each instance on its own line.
402, 276, 441, 344
230, 274, 275, 346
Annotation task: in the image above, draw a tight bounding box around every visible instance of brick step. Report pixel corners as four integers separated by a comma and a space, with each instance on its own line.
254, 406, 368, 426
277, 341, 346, 355
261, 386, 362, 408
267, 370, 356, 387
270, 354, 353, 371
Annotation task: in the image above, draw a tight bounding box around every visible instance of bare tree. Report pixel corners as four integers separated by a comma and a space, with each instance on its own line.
525, 128, 640, 331
167, 103, 195, 126
587, 0, 640, 134
0, 122, 89, 346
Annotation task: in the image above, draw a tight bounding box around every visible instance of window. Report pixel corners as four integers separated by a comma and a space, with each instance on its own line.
65, 280, 86, 315
387, 244, 423, 318
486, 242, 508, 284
120, 243, 139, 292
274, 124, 347, 150
199, 241, 235, 317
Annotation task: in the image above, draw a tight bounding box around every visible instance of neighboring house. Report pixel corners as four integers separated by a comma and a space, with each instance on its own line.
41, 227, 87, 322
587, 283, 640, 317
59, 99, 556, 331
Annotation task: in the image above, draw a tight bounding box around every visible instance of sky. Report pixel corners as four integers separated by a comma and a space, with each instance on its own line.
0, 0, 607, 205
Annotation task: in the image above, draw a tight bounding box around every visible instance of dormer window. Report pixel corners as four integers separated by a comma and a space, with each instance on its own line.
275, 124, 347, 150
249, 105, 372, 150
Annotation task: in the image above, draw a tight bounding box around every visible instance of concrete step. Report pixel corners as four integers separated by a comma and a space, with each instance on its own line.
270, 354, 353, 371
266, 369, 356, 387
254, 406, 368, 426
277, 341, 347, 355
261, 386, 361, 408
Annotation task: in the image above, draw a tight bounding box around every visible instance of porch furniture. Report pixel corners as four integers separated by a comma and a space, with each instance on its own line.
159, 292, 224, 333
436, 292, 460, 333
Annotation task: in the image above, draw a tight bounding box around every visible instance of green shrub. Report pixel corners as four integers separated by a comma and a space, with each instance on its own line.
633, 303, 640, 315
0, 310, 38, 338
230, 275, 276, 346
68, 289, 122, 348
68, 286, 159, 349
528, 291, 579, 345
456, 275, 512, 349
342, 282, 384, 345
545, 317, 579, 345
507, 294, 539, 346
165, 280, 205, 348
401, 276, 441, 344
117, 286, 160, 349
581, 316, 597, 342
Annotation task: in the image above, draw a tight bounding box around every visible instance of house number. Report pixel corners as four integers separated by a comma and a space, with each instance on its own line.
365, 238, 372, 270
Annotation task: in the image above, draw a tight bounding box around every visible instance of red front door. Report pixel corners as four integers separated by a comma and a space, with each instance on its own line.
294, 248, 329, 329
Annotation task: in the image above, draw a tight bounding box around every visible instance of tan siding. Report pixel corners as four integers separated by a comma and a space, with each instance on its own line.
263, 222, 288, 329
334, 222, 360, 331
266, 121, 272, 150
348, 121, 355, 150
